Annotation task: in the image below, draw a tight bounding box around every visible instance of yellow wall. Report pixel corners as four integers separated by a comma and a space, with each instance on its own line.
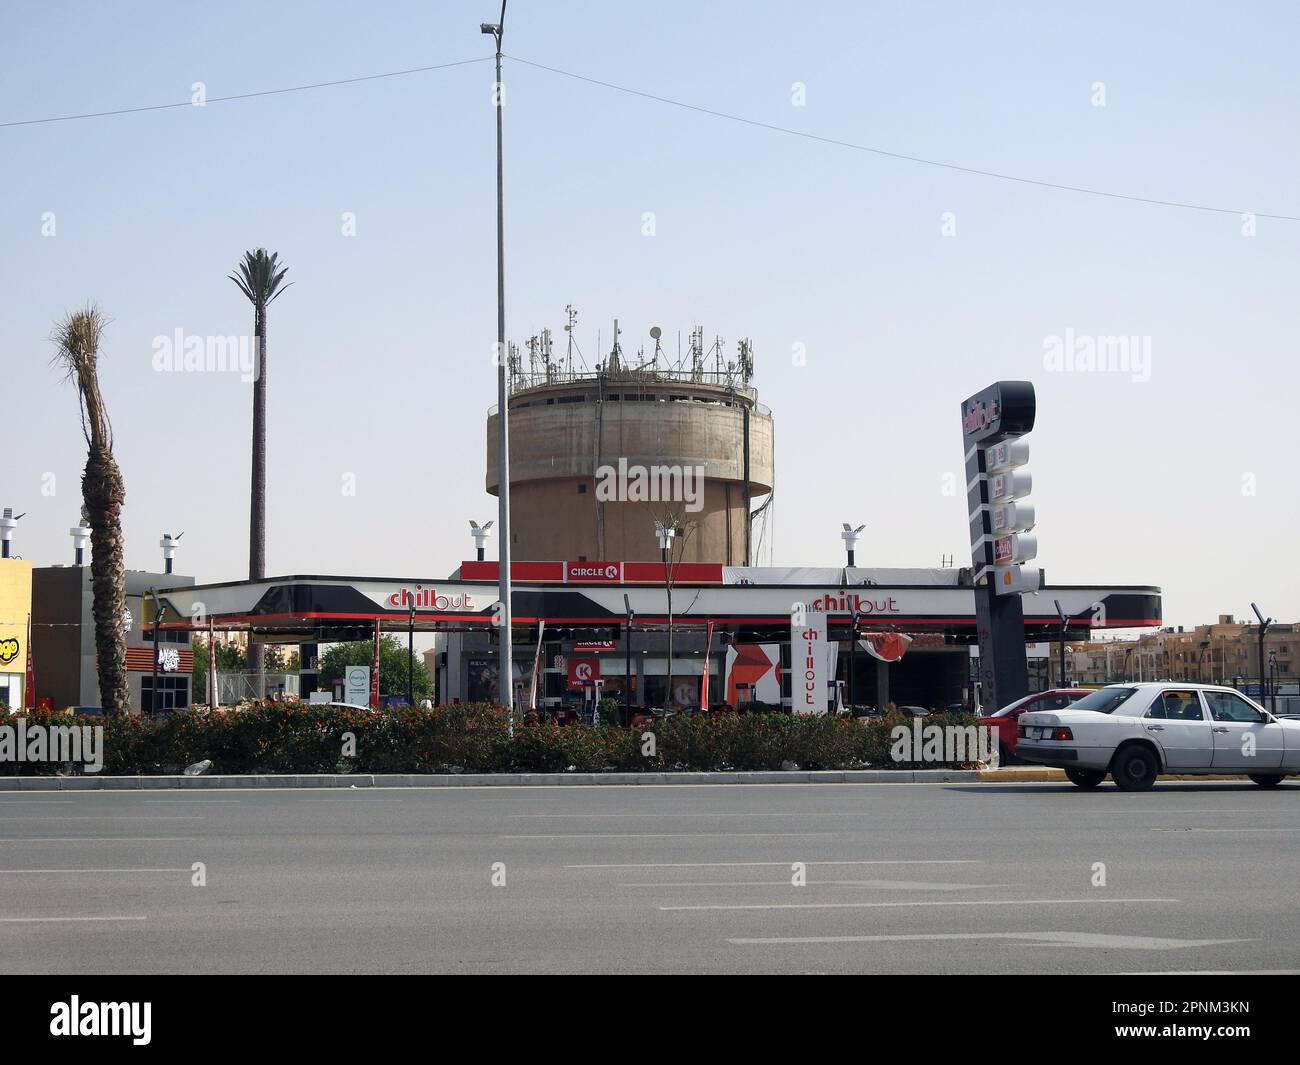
0, 560, 33, 705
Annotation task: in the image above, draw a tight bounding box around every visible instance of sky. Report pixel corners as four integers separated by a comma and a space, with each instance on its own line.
2, 0, 1297, 631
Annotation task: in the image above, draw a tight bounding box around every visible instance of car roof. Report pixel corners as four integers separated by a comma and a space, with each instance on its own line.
1107, 682, 1241, 691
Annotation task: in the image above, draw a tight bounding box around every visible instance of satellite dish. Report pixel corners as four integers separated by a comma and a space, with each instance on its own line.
649, 326, 662, 340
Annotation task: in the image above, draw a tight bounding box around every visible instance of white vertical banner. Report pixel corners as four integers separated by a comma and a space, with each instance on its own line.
792, 603, 827, 716
528, 620, 546, 710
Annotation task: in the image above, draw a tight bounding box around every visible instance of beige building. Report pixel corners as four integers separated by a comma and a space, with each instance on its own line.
487, 356, 774, 565
1048, 615, 1295, 688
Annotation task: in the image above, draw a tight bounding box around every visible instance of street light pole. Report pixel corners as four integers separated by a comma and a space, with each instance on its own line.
848, 603, 859, 715
624, 594, 634, 726
656, 523, 676, 711
1053, 600, 1068, 688
482, 3, 512, 715
408, 599, 416, 707
149, 589, 162, 715
1251, 602, 1272, 709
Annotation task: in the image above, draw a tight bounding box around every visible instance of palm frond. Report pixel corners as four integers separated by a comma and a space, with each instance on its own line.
230, 247, 292, 308
50, 303, 113, 450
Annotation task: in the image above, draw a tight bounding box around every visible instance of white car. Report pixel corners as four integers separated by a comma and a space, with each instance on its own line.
1016, 683, 1300, 791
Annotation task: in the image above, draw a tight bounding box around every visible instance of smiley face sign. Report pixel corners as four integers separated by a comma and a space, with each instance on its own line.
0, 638, 19, 665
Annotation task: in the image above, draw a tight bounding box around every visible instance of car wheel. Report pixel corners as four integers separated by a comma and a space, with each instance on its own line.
1110, 745, 1159, 792
1065, 767, 1106, 789
1249, 774, 1286, 787
998, 742, 1014, 768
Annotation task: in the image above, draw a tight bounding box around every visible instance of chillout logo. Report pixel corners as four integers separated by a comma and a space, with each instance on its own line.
50, 996, 151, 1045
0, 637, 18, 665
808, 591, 899, 614
386, 586, 475, 610
962, 398, 1000, 436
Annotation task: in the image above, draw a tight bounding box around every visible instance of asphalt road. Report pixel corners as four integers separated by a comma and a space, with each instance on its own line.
0, 780, 1296, 974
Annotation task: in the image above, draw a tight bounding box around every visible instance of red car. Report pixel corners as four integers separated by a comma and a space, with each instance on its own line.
980, 689, 1095, 764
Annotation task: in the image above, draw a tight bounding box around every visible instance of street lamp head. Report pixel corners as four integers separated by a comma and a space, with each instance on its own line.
480, 23, 499, 34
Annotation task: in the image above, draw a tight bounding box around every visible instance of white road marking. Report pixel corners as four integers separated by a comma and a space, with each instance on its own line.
0, 868, 191, 874
1153, 827, 1300, 833
567, 860, 984, 869
663, 897, 1178, 912
504, 832, 844, 839
0, 916, 147, 923
620, 879, 1011, 889
0, 837, 196, 843
728, 931, 1253, 950
0, 816, 200, 821
1118, 969, 1300, 975
512, 812, 886, 819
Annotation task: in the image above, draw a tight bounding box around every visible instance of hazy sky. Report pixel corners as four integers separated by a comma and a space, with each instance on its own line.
3, 0, 1297, 630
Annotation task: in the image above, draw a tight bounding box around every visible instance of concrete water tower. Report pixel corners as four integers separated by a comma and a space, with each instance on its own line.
486, 319, 774, 564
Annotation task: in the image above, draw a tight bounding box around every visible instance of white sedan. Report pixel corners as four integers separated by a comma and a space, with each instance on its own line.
1016, 682, 1300, 791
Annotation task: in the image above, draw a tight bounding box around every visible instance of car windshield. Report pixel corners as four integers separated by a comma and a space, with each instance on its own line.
1063, 686, 1137, 714
989, 698, 1028, 718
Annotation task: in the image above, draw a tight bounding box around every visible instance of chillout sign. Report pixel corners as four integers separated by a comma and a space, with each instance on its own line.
808, 591, 900, 615
792, 605, 827, 716
385, 585, 477, 611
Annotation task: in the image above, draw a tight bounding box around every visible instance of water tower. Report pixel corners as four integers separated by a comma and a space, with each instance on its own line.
486, 316, 774, 564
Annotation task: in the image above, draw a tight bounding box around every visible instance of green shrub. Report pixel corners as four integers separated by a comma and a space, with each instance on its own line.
0, 703, 987, 775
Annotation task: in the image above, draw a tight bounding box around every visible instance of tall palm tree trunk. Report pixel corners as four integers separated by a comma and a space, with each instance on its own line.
230, 248, 290, 704
248, 308, 266, 696
52, 305, 131, 715
85, 448, 131, 713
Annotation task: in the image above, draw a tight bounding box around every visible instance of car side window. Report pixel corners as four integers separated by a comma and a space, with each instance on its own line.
1148, 691, 1204, 721
1204, 691, 1267, 724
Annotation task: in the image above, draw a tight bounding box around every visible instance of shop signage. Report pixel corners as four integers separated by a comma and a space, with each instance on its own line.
566, 562, 621, 583
384, 585, 477, 610
566, 657, 600, 690
344, 666, 370, 705
792, 605, 827, 716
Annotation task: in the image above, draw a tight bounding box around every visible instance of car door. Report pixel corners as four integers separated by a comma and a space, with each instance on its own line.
1141, 689, 1214, 769
1203, 689, 1285, 770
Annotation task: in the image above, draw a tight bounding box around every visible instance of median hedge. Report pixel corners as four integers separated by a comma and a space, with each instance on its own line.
0, 703, 984, 776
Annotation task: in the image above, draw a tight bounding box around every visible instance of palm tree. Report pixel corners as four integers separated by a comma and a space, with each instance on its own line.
230, 249, 291, 698
51, 305, 131, 714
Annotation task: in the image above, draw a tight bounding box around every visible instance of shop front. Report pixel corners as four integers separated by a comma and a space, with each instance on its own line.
0, 559, 33, 709
154, 563, 1160, 714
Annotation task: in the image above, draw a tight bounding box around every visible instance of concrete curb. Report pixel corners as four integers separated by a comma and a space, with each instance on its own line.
0, 768, 987, 790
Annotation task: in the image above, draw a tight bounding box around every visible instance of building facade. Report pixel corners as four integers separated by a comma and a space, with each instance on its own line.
32, 566, 195, 711
0, 558, 33, 708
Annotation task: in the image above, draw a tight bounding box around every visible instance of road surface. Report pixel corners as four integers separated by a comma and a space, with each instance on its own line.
0, 780, 1295, 974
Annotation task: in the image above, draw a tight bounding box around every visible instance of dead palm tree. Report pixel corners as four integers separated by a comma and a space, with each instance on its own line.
51, 305, 131, 714
230, 249, 291, 698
